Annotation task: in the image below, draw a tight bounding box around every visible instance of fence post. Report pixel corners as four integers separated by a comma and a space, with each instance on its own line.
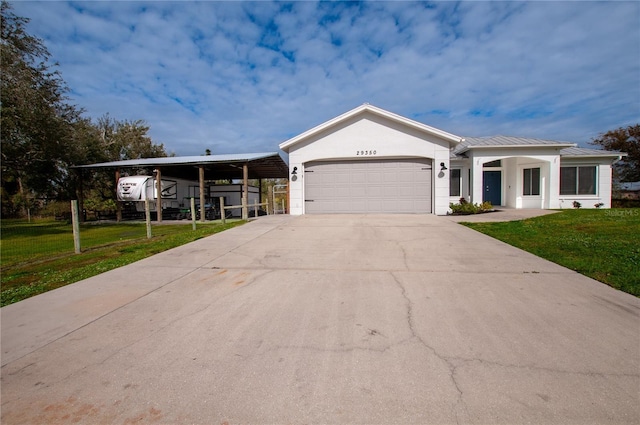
145, 199, 152, 239
71, 200, 81, 254
220, 197, 226, 225
254, 200, 258, 218
191, 197, 196, 230
242, 163, 248, 220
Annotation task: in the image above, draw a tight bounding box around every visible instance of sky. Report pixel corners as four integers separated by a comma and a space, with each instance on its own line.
11, 0, 640, 156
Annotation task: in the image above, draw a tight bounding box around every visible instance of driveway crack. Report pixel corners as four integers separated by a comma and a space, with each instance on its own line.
390, 271, 468, 423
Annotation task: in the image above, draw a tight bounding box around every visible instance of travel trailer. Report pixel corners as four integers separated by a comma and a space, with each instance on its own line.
116, 175, 261, 219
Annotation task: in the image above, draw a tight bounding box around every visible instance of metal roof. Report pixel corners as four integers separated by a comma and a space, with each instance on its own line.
454, 135, 575, 155
450, 136, 623, 160
559, 147, 625, 158
72, 152, 289, 180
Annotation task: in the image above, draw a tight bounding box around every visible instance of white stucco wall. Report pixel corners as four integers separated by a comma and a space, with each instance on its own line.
286, 112, 454, 215
513, 158, 551, 209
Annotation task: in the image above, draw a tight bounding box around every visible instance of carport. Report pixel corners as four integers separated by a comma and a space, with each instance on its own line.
73, 152, 288, 222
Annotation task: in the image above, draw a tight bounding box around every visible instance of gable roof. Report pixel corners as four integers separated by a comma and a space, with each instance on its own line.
279, 104, 464, 152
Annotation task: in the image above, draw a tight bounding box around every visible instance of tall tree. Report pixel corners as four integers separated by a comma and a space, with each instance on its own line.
76, 115, 170, 215
96, 114, 168, 162
591, 124, 640, 182
1, 1, 80, 215
1, 3, 170, 217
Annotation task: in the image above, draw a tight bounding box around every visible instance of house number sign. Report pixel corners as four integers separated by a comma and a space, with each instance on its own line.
356, 150, 377, 156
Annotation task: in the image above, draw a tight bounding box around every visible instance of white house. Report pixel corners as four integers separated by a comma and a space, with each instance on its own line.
279, 104, 624, 215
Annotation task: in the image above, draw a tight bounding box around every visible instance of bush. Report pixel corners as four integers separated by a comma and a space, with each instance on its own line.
612, 199, 640, 208
40, 200, 71, 218
449, 200, 493, 215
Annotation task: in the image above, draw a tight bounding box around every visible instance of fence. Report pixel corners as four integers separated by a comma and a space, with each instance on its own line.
2, 197, 272, 263
219, 197, 269, 224
1, 200, 260, 306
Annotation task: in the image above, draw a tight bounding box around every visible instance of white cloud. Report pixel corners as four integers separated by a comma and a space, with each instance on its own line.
12, 1, 640, 156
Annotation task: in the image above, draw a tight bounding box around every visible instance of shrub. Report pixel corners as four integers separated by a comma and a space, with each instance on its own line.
449, 200, 493, 215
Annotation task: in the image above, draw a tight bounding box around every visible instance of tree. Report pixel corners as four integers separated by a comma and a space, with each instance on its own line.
74, 115, 170, 216
1, 2, 170, 218
1, 1, 80, 216
591, 124, 640, 182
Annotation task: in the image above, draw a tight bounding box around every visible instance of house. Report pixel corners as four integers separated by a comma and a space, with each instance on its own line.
279, 104, 624, 215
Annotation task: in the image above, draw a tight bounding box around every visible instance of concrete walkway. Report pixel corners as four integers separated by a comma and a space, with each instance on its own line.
2, 214, 639, 424
445, 207, 560, 222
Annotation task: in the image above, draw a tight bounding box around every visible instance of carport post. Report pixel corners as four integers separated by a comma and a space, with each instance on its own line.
242, 163, 248, 220
199, 166, 206, 222
190, 197, 196, 230
155, 168, 162, 223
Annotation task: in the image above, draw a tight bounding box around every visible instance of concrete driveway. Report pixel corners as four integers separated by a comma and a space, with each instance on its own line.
2, 214, 639, 424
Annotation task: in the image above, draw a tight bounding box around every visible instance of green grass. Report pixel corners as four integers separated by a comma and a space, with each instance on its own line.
1, 219, 244, 306
462, 209, 640, 296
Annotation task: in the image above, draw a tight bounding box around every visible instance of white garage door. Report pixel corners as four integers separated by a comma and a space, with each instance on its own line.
304, 159, 432, 214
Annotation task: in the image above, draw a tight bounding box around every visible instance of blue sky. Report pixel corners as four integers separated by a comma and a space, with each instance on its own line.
12, 1, 640, 156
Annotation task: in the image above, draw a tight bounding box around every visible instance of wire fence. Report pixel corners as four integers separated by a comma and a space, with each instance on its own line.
0, 202, 257, 307
1, 198, 273, 269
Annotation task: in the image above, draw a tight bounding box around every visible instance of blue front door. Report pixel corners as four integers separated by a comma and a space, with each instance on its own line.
483, 171, 501, 206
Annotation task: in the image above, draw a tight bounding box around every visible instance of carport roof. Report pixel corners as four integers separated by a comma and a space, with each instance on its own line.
72, 152, 289, 180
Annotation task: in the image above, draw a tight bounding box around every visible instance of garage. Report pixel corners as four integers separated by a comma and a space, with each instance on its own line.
280, 104, 462, 215
304, 158, 432, 213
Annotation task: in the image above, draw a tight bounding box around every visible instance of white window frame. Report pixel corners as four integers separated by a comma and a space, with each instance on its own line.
523, 167, 541, 196
450, 168, 462, 197
560, 165, 598, 196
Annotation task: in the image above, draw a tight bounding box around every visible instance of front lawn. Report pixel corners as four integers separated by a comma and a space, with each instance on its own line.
462, 209, 640, 296
1, 219, 244, 306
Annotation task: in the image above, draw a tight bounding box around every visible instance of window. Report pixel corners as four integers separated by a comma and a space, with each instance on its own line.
560, 166, 597, 195
450, 169, 461, 197
483, 160, 502, 168
523, 168, 540, 196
